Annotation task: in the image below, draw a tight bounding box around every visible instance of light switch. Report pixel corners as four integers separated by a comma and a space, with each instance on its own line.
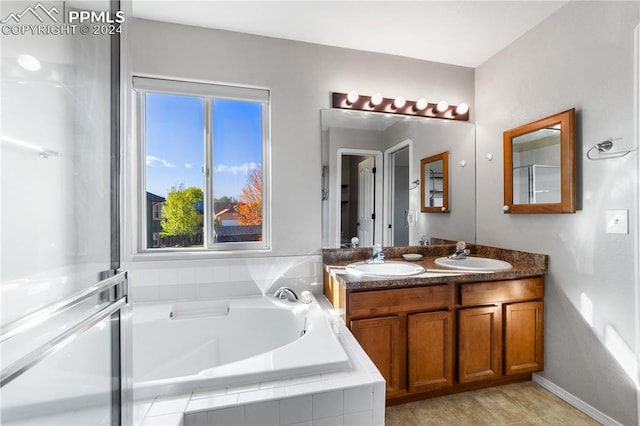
605, 210, 628, 234
406, 210, 417, 226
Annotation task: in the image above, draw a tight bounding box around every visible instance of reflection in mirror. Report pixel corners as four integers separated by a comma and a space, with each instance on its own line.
321, 109, 476, 248
503, 109, 575, 213
339, 153, 377, 247
421, 152, 449, 213
512, 128, 560, 204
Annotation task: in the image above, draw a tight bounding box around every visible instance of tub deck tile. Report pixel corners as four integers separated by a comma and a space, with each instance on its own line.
237, 386, 288, 405
187, 393, 239, 413
190, 387, 227, 400
146, 394, 190, 417
260, 377, 292, 389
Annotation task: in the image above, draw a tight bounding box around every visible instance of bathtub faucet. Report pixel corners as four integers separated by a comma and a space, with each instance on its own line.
274, 287, 298, 302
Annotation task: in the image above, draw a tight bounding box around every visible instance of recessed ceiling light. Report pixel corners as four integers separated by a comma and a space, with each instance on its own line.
17, 54, 41, 72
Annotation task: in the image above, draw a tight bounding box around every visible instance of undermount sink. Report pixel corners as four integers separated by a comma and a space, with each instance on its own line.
345, 261, 425, 277
434, 256, 512, 271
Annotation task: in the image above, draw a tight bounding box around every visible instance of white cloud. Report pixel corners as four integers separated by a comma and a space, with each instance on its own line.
185, 163, 193, 169
214, 162, 260, 175
146, 155, 175, 168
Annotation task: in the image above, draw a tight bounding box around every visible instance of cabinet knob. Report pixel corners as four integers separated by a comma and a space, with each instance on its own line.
441, 207, 446, 212
503, 205, 510, 212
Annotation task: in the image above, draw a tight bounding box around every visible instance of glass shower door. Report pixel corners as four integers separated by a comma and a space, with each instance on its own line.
0, 0, 127, 424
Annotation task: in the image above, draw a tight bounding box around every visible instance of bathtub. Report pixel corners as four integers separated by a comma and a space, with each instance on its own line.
132, 293, 351, 400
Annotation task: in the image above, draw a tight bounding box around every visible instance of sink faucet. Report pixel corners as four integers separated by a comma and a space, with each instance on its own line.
274, 287, 298, 302
367, 244, 385, 264
448, 241, 470, 260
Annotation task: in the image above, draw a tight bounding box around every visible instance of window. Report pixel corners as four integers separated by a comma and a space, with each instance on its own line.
134, 77, 270, 252
152, 203, 162, 221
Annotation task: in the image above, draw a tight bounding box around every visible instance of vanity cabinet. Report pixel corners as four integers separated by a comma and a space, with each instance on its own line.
347, 285, 453, 398
504, 300, 544, 374
458, 305, 502, 383
458, 277, 544, 380
408, 310, 454, 392
350, 316, 403, 396
325, 271, 545, 404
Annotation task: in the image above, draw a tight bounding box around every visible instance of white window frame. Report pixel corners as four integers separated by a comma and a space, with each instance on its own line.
133, 76, 271, 254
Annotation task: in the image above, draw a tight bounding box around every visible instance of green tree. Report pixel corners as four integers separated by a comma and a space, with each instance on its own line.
160, 184, 204, 237
214, 196, 237, 204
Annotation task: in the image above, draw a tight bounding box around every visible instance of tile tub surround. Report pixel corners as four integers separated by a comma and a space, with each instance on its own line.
322, 243, 548, 290
126, 255, 323, 303
134, 297, 386, 426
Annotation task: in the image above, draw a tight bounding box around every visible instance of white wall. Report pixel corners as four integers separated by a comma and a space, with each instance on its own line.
475, 2, 639, 424
382, 119, 476, 243
127, 18, 474, 300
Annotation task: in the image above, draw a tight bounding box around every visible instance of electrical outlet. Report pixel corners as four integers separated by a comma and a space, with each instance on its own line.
605, 210, 628, 234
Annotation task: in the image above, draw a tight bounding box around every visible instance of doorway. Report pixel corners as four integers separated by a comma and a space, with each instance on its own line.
336, 149, 383, 247
385, 139, 413, 246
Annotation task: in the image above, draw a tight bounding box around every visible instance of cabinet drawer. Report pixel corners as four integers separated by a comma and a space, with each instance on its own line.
459, 277, 543, 306
349, 285, 451, 317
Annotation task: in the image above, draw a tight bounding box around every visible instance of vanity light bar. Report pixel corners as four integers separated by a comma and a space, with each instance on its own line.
332, 92, 469, 121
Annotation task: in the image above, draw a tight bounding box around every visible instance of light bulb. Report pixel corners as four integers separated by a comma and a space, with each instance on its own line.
370, 93, 383, 106
455, 103, 469, 115
346, 90, 359, 104
393, 96, 406, 109
415, 98, 428, 111
436, 101, 449, 113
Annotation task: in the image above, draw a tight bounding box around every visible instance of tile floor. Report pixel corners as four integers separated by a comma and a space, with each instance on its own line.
385, 381, 601, 425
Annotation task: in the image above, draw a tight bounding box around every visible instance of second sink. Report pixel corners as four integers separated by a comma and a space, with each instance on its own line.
434, 256, 512, 271
345, 261, 425, 277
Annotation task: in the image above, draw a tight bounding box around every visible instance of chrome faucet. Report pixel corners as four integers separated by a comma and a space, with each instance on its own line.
448, 241, 470, 260
274, 287, 298, 302
367, 244, 385, 264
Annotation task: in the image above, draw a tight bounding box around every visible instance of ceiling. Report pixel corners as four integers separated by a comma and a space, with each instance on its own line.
131, 1, 569, 68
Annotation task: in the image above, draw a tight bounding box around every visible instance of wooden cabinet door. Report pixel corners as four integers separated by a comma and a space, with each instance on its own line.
350, 316, 403, 396
458, 305, 502, 383
408, 311, 453, 392
504, 301, 544, 375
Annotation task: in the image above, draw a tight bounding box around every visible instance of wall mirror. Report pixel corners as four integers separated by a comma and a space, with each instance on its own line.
503, 108, 576, 214
321, 109, 476, 248
421, 152, 449, 213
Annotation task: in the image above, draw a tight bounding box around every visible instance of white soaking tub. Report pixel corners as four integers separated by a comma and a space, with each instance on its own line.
132, 293, 350, 400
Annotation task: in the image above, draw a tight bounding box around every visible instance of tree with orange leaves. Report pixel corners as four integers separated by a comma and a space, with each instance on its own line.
235, 168, 262, 225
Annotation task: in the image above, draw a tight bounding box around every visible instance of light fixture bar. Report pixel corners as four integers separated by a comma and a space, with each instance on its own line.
332, 92, 469, 121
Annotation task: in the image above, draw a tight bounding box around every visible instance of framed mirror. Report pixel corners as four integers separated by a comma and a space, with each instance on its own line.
503, 108, 576, 214
421, 152, 449, 213
321, 109, 476, 248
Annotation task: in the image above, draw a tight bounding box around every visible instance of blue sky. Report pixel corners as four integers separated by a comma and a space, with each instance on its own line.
145, 94, 262, 200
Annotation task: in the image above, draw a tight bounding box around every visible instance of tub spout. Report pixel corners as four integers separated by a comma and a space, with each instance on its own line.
274, 287, 298, 302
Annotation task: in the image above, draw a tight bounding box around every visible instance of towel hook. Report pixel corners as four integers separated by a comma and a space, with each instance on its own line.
586, 138, 632, 161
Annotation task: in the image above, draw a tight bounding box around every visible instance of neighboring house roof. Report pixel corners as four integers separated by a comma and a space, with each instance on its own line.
214, 203, 238, 217
216, 209, 237, 221
146, 192, 166, 202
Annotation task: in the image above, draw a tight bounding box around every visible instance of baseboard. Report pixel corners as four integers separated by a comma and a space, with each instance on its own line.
532, 373, 623, 426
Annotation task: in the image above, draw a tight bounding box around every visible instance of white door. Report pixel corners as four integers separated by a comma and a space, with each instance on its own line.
357, 157, 375, 246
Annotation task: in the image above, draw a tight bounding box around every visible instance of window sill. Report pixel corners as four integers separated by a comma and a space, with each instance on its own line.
130, 246, 273, 262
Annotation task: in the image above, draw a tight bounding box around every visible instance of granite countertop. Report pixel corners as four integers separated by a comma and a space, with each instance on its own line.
323, 243, 548, 290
